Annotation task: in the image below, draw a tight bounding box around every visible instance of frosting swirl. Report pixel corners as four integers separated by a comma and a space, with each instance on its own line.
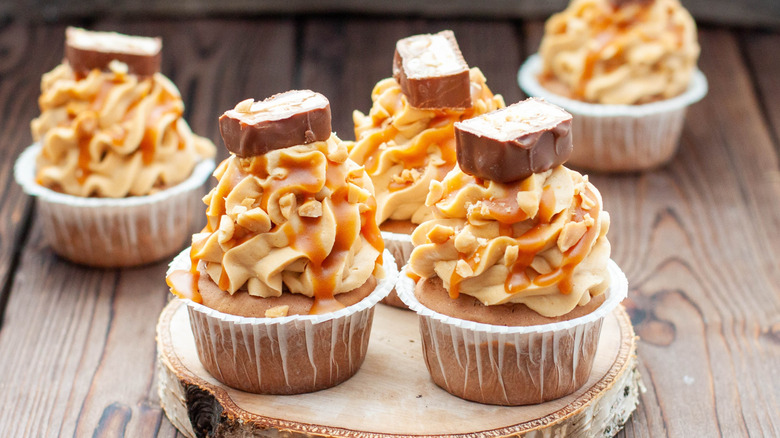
191, 135, 384, 313
31, 61, 215, 197
350, 68, 504, 225
539, 0, 700, 104
408, 165, 610, 317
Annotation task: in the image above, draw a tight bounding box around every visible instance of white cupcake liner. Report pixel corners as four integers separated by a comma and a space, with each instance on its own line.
380, 230, 414, 309
396, 259, 628, 405
518, 54, 708, 172
14, 143, 215, 267
167, 246, 398, 394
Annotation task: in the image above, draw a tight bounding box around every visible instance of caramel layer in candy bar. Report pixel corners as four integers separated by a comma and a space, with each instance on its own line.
392, 30, 471, 110
219, 90, 332, 157
65, 27, 162, 76
455, 98, 573, 183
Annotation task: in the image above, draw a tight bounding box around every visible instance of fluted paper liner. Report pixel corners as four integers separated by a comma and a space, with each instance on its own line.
14, 143, 215, 267
518, 54, 708, 172
167, 247, 398, 395
396, 259, 628, 406
380, 230, 414, 309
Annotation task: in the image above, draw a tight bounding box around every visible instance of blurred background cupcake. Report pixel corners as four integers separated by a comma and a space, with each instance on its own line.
518, 0, 707, 172
14, 27, 216, 267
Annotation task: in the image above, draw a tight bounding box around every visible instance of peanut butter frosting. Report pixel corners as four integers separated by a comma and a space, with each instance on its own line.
188, 134, 384, 314
539, 0, 700, 105
31, 61, 215, 197
350, 68, 504, 225
408, 165, 610, 317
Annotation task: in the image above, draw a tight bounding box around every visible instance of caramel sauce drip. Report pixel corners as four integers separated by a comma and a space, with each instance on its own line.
190, 145, 383, 315
166, 269, 202, 304
384, 123, 455, 176
208, 161, 252, 222
362, 126, 399, 174
73, 81, 115, 184
473, 177, 548, 225
448, 249, 480, 299
303, 187, 355, 314
532, 186, 601, 294
362, 106, 475, 189
140, 87, 183, 165
69, 74, 179, 179
361, 195, 385, 265
167, 242, 204, 304
140, 129, 157, 165
446, 180, 600, 299
75, 119, 94, 184
537, 185, 556, 224
573, 3, 649, 99
503, 220, 562, 294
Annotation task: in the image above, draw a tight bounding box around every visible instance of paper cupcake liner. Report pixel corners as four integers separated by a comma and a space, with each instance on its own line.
518, 54, 708, 172
396, 259, 628, 406
167, 247, 398, 394
14, 144, 215, 267
380, 230, 414, 309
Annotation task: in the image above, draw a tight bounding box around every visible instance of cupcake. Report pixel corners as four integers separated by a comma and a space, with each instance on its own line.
397, 97, 628, 405
165, 90, 397, 395
14, 27, 216, 267
350, 30, 504, 307
518, 0, 707, 172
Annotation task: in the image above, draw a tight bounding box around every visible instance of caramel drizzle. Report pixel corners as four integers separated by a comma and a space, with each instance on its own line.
357, 88, 482, 192
140, 86, 183, 164
63, 71, 181, 183
178, 144, 384, 315
573, 3, 650, 99
447, 183, 600, 299
166, 264, 202, 304
532, 186, 601, 294
73, 80, 115, 184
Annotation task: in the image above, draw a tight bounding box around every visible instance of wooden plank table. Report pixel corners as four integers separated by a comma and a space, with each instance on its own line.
0, 16, 778, 437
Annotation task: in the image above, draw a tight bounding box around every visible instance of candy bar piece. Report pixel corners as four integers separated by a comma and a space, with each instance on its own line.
65, 27, 162, 76
455, 98, 573, 183
392, 30, 471, 110
219, 90, 332, 158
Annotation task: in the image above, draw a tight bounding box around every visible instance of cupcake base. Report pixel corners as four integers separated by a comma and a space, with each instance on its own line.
168, 247, 397, 395
188, 301, 376, 394
397, 259, 628, 406
157, 290, 641, 437
14, 144, 215, 267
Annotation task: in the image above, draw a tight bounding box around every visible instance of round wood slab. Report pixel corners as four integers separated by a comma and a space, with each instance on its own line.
157, 299, 641, 438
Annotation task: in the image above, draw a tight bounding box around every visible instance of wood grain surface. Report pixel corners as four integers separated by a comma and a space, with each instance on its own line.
156, 299, 640, 437
7, 0, 780, 29
0, 15, 778, 438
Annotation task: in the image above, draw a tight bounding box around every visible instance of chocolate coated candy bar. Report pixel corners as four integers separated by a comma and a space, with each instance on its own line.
219, 90, 332, 157
65, 27, 162, 76
455, 98, 573, 183
392, 30, 471, 110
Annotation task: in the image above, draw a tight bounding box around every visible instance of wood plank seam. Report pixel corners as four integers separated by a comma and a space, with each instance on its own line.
0, 199, 34, 328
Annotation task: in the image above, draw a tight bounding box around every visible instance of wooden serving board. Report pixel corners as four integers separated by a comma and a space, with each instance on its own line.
156, 299, 641, 438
